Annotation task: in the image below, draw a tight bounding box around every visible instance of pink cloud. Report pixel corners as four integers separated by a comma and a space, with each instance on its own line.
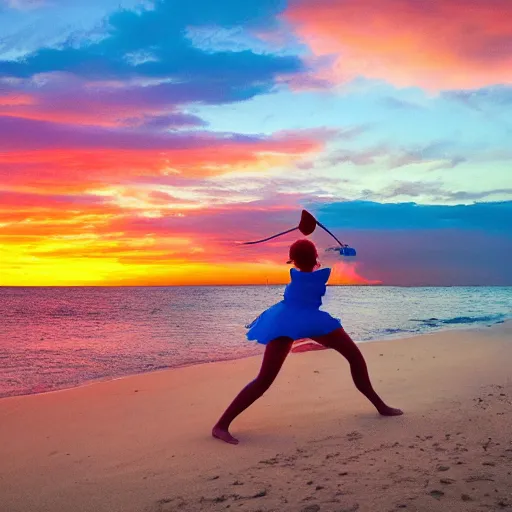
0, 120, 328, 192
0, 73, 267, 127
285, 0, 512, 90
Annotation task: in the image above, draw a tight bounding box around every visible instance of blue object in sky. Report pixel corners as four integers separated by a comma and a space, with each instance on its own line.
341, 247, 357, 257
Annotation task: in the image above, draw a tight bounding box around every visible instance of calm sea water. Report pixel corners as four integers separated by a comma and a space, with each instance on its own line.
0, 286, 510, 398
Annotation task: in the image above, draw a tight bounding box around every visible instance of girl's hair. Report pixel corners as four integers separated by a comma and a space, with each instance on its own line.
287, 239, 319, 270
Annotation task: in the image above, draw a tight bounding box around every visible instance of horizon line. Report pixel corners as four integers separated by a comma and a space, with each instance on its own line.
1, 284, 511, 288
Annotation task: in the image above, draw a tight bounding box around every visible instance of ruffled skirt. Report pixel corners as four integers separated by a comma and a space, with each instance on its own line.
246, 300, 342, 345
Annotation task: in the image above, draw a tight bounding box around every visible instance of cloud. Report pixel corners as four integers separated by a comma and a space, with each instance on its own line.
0, 189, 110, 209
361, 181, 512, 203
443, 85, 512, 111
0, 0, 301, 87
341, 228, 512, 286
146, 190, 195, 205
0, 114, 329, 156
285, 0, 512, 90
325, 146, 386, 167
134, 113, 207, 130
362, 182, 448, 201
385, 141, 467, 171
306, 200, 512, 285
1, 0, 511, 286
2, 196, 511, 285
309, 139, 468, 172
1, 0, 45, 10
0, 70, 292, 127
0, 1, 320, 199
0, 0, 305, 164
0, 123, 330, 195
311, 200, 512, 233
447, 189, 512, 202
0, 197, 375, 285
380, 97, 424, 111
0, 74, 219, 127
0, 115, 251, 151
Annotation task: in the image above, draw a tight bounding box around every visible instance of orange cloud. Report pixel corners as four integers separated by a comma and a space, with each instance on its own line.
0, 109, 368, 286
0, 195, 378, 286
0, 75, 202, 127
0, 129, 324, 192
285, 0, 512, 90
329, 261, 381, 285
0, 236, 375, 286
0, 95, 193, 128
0, 93, 35, 106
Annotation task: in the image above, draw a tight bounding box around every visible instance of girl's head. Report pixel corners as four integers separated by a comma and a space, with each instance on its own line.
287, 239, 319, 271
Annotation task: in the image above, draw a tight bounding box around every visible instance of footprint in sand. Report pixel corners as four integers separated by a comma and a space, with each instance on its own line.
465, 473, 495, 482
259, 457, 279, 465
149, 497, 187, 512
429, 490, 445, 500
347, 431, 363, 441
301, 505, 320, 512
339, 506, 360, 512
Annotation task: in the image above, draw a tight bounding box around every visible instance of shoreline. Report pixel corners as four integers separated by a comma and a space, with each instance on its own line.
2, 319, 508, 402
3, 319, 510, 401
3, 284, 512, 288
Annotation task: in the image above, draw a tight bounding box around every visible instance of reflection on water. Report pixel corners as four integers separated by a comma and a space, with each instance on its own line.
1, 286, 510, 398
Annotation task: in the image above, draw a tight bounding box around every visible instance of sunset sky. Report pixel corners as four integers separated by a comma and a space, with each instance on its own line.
0, 0, 511, 286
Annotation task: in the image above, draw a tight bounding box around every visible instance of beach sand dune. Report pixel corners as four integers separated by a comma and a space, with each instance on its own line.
1, 323, 511, 512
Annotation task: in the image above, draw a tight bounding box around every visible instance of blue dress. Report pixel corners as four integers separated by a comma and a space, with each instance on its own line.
246, 267, 342, 345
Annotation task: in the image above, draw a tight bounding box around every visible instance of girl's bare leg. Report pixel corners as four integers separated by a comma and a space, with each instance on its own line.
212, 337, 294, 444
313, 328, 403, 416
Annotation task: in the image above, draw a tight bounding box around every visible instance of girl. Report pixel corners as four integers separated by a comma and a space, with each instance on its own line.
212, 239, 402, 445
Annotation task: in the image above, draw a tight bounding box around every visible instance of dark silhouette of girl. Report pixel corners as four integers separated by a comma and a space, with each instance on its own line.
213, 239, 402, 445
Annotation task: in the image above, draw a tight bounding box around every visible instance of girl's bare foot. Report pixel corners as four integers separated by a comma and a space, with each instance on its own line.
212, 426, 239, 445
378, 406, 403, 416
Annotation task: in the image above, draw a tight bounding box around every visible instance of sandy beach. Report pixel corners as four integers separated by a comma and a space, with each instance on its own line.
1, 322, 511, 512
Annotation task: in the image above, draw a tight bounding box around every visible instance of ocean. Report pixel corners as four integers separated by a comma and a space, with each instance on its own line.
1, 286, 510, 399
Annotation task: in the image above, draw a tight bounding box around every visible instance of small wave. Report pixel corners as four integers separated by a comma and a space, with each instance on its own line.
441, 315, 500, 325
382, 328, 409, 334
411, 314, 506, 326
